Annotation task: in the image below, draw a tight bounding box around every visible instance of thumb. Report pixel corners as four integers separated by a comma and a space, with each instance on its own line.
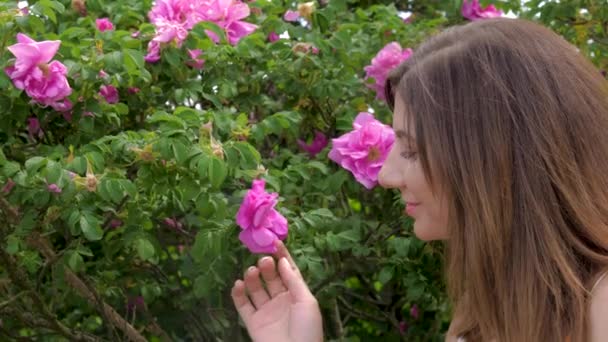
278, 257, 313, 302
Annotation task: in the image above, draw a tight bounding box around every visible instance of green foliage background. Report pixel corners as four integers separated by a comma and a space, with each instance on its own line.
0, 0, 606, 341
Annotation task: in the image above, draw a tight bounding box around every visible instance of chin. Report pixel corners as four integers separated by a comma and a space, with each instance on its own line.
413, 221, 447, 241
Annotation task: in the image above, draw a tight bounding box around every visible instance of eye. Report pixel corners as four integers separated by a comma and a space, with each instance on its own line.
400, 151, 418, 160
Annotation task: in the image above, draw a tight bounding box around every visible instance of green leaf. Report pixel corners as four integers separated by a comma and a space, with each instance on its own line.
16, 210, 37, 237
123, 49, 145, 76
6, 235, 20, 255
80, 214, 103, 241
135, 238, 155, 261
107, 179, 124, 204
119, 179, 137, 198
233, 142, 261, 169
208, 157, 227, 189
25, 157, 47, 174
67, 251, 85, 272
2, 162, 21, 178
378, 266, 394, 285
193, 275, 213, 298
197, 155, 210, 180
68, 156, 87, 175
172, 141, 188, 165
45, 161, 63, 184
85, 152, 105, 172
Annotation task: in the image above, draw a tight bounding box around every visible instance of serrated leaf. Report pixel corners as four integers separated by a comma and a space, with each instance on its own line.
197, 155, 210, 179
172, 141, 188, 164
67, 251, 85, 272
25, 157, 47, 174
107, 179, 124, 204
193, 275, 213, 298
45, 161, 63, 184
208, 157, 227, 189
378, 266, 394, 285
123, 48, 145, 76
80, 214, 103, 241
135, 238, 155, 261
2, 162, 21, 178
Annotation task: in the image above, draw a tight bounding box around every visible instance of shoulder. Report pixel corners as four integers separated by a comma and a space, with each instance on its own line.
589, 270, 608, 342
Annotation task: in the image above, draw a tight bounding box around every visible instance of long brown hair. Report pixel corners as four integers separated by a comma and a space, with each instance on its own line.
386, 18, 608, 341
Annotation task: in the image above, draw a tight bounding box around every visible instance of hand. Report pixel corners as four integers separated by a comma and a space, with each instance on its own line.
231, 240, 323, 342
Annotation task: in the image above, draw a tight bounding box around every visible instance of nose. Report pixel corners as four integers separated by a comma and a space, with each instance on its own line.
378, 146, 403, 189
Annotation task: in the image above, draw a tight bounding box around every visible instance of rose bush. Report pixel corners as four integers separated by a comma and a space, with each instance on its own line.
0, 0, 605, 341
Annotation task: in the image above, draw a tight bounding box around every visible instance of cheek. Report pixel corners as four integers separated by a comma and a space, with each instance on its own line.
412, 201, 449, 241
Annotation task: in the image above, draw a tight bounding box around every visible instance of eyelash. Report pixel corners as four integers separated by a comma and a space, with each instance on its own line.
400, 151, 418, 160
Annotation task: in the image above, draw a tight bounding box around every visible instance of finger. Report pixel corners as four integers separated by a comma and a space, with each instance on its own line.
231, 280, 255, 325
277, 257, 314, 302
273, 240, 302, 278
258, 256, 287, 297
244, 266, 270, 309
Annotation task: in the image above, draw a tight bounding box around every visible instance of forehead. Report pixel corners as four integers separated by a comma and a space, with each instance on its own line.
393, 95, 415, 141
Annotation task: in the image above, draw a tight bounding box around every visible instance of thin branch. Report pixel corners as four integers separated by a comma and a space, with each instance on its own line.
336, 296, 385, 323
26, 233, 147, 342
0, 248, 98, 342
0, 290, 28, 311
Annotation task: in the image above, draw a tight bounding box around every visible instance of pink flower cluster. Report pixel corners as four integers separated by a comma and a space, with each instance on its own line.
329, 112, 395, 189
236, 179, 288, 253
461, 0, 502, 21
364, 42, 412, 101
298, 131, 328, 157
5, 34, 72, 111
144, 0, 258, 63
95, 18, 114, 31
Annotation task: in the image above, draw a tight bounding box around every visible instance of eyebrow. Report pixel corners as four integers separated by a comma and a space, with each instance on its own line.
395, 129, 415, 141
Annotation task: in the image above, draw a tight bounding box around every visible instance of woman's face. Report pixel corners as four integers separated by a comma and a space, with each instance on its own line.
378, 95, 450, 241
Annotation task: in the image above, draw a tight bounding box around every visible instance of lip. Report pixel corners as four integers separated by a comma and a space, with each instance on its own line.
405, 202, 420, 216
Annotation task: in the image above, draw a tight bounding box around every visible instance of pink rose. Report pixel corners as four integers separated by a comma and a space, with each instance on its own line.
283, 9, 300, 22
126, 296, 145, 313
127, 87, 140, 94
410, 304, 419, 319
95, 18, 114, 31
267, 31, 279, 42
47, 183, 62, 193
196, 0, 257, 45
99, 85, 119, 104
53, 98, 73, 112
163, 217, 182, 230
28, 117, 43, 139
153, 20, 189, 46
109, 219, 123, 229
297, 131, 328, 157
185, 49, 204, 69
5, 34, 72, 109
364, 42, 412, 101
144, 41, 161, 63
329, 112, 395, 189
5, 33, 60, 81
399, 321, 409, 334
461, 0, 502, 21
236, 179, 288, 254
22, 61, 72, 108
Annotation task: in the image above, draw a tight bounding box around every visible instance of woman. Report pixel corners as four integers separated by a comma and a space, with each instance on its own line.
231, 18, 608, 341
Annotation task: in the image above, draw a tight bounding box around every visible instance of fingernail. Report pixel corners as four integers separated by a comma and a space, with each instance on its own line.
261, 256, 271, 263
248, 266, 256, 273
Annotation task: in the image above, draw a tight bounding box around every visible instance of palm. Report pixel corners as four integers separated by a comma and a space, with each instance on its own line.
248, 292, 321, 342
232, 241, 323, 342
